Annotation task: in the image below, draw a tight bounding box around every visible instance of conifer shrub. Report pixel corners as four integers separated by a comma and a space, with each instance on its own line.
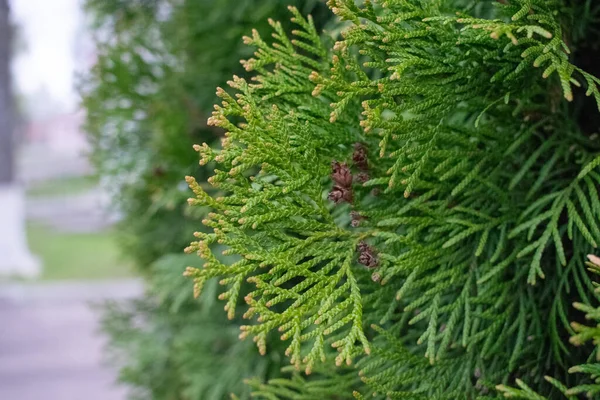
83, 0, 330, 268
82, 1, 332, 399
183, 1, 600, 398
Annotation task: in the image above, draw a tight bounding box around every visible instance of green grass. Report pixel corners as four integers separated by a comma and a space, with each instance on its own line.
27, 222, 136, 280
26, 175, 99, 198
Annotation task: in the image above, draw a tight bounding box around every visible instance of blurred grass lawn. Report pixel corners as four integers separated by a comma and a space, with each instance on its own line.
26, 175, 99, 198
27, 223, 135, 280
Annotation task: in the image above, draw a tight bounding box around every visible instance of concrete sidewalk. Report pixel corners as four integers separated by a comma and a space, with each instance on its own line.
0, 279, 143, 400
25, 187, 120, 233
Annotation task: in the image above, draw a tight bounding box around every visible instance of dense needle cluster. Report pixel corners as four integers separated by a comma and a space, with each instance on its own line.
183, 1, 600, 399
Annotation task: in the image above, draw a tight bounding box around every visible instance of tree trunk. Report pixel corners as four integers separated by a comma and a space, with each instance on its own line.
0, 0, 13, 184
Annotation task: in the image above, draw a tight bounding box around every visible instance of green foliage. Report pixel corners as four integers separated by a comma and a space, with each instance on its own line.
497, 257, 600, 399
83, 1, 334, 399
244, 365, 358, 400
101, 255, 283, 400
183, 1, 600, 399
185, 9, 372, 372
83, 0, 330, 268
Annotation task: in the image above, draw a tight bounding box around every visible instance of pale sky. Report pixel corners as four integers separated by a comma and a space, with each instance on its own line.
10, 0, 84, 111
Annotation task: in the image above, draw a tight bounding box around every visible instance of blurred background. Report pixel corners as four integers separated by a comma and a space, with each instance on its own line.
0, 1, 334, 399
1, 1, 140, 399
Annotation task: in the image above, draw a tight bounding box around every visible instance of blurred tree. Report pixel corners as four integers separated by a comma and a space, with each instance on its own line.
82, 1, 333, 398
